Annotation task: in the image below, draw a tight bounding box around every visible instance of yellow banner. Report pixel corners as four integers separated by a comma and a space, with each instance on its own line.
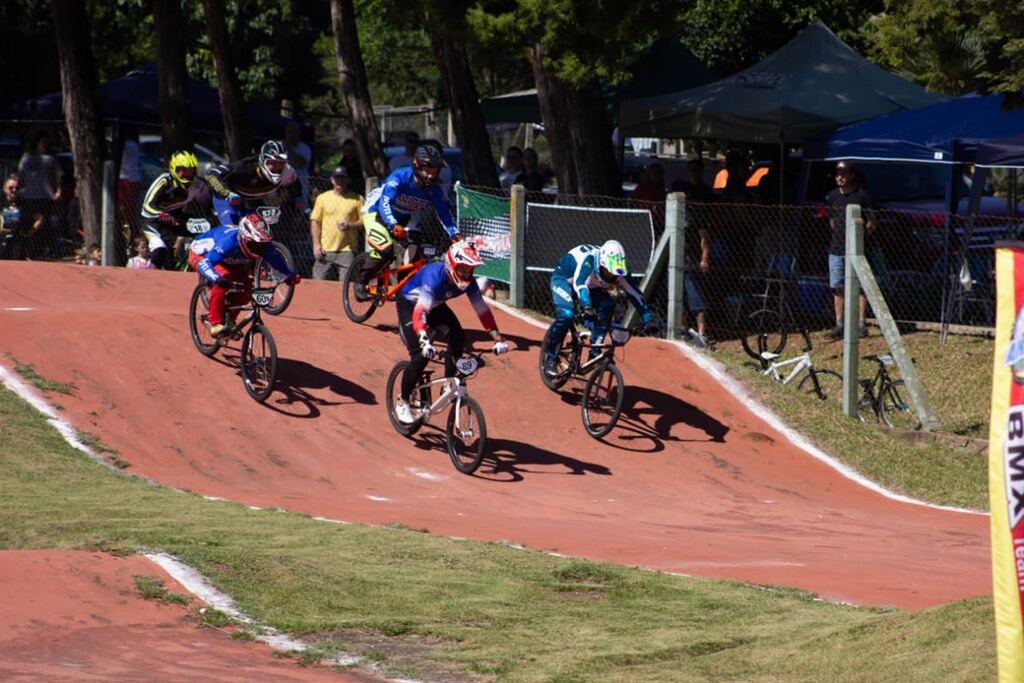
991, 245, 1024, 682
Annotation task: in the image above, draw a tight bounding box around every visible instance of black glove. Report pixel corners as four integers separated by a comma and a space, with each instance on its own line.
580, 306, 597, 321
213, 277, 234, 289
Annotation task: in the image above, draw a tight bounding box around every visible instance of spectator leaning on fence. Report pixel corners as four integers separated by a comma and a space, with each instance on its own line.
825, 160, 876, 339
1, 173, 44, 260
310, 165, 364, 282
18, 131, 62, 257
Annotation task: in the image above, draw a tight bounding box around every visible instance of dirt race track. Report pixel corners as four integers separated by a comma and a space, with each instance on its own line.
0, 262, 989, 613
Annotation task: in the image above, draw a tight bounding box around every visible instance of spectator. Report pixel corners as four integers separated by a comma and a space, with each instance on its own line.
388, 131, 420, 171
310, 165, 363, 282
721, 149, 751, 204
673, 160, 712, 348
632, 162, 666, 203
518, 147, 546, 191
76, 242, 101, 266
672, 158, 714, 202
126, 235, 155, 269
1, 173, 43, 260
338, 137, 364, 190
499, 145, 524, 190
18, 131, 63, 256
117, 127, 144, 239
825, 160, 876, 339
284, 120, 312, 210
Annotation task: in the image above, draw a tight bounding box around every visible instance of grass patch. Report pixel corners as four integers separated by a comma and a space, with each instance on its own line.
11, 359, 75, 395
133, 575, 190, 605
77, 430, 119, 455
712, 329, 989, 510
199, 608, 234, 628
0, 382, 995, 682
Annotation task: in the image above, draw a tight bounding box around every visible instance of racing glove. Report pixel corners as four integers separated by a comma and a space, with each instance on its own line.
493, 339, 509, 355
391, 224, 407, 239
418, 331, 436, 360
213, 277, 234, 289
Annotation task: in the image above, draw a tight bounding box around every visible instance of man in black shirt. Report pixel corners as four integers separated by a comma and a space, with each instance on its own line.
825, 160, 876, 338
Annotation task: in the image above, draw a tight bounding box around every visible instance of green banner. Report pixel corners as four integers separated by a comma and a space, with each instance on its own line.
456, 186, 511, 284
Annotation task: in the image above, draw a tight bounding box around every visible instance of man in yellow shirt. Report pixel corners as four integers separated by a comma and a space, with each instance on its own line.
310, 166, 364, 281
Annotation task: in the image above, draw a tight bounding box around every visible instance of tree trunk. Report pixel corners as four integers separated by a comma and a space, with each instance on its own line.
153, 0, 192, 156
201, 0, 250, 160
329, 0, 388, 179
52, 0, 103, 248
564, 79, 620, 196
424, 1, 498, 188
531, 44, 577, 194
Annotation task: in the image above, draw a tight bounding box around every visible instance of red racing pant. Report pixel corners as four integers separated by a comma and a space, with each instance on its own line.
188, 252, 251, 326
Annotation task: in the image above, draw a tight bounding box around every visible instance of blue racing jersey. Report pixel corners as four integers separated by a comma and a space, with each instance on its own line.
365, 166, 457, 236
400, 261, 496, 335
189, 225, 291, 283
552, 244, 652, 319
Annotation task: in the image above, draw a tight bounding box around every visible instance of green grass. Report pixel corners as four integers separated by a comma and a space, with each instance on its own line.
133, 574, 190, 605
9, 357, 75, 395
0, 382, 996, 681
712, 329, 990, 510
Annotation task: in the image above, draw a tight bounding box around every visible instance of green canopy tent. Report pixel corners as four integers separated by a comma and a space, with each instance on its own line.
618, 21, 944, 144
479, 37, 715, 124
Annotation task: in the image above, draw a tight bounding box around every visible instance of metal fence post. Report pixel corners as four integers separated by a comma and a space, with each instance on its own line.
842, 204, 862, 418
100, 159, 117, 266
364, 176, 379, 196
509, 184, 526, 308
665, 193, 687, 341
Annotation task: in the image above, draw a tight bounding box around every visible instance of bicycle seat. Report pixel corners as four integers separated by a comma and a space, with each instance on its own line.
864, 354, 894, 366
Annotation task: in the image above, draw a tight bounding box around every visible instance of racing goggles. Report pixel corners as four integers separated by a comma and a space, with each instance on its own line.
174, 166, 196, 181
417, 165, 442, 183
454, 263, 476, 281
265, 158, 286, 174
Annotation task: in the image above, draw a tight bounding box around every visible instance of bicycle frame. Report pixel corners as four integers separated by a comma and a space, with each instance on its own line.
565, 326, 624, 376
370, 256, 428, 301
761, 353, 812, 385
413, 374, 467, 419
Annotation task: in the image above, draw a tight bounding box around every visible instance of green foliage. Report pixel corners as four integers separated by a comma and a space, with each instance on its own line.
354, 0, 439, 106
866, 0, 1024, 97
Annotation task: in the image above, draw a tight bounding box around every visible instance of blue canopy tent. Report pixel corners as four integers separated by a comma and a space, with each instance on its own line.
0, 65, 294, 145
977, 133, 1024, 168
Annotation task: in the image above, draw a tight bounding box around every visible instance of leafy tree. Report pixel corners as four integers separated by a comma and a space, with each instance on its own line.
201, 0, 251, 159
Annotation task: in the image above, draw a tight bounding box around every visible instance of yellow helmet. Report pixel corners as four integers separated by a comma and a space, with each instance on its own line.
169, 151, 199, 187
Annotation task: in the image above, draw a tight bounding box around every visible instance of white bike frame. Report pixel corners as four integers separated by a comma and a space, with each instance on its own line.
760, 352, 812, 386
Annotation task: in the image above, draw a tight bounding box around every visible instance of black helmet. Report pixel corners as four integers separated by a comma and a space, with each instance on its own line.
411, 145, 445, 188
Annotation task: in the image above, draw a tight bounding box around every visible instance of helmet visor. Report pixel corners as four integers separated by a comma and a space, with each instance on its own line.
417, 165, 441, 184
175, 166, 196, 181
605, 253, 627, 277
246, 239, 269, 256
454, 263, 476, 282
265, 158, 286, 174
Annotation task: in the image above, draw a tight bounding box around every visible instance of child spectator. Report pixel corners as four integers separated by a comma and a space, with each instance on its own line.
76, 243, 101, 266
126, 235, 155, 269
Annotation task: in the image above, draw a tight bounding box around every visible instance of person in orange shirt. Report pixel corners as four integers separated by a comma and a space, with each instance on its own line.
310, 166, 364, 282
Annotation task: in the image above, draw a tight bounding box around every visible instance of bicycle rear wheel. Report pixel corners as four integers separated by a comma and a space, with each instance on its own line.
740, 309, 787, 361
240, 323, 278, 402
581, 360, 625, 439
254, 241, 295, 316
539, 326, 579, 391
446, 396, 487, 474
342, 253, 379, 323
880, 380, 919, 430
385, 361, 427, 436
188, 282, 220, 357
797, 369, 843, 401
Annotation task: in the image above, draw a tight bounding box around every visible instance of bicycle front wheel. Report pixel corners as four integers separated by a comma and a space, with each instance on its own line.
342, 252, 379, 324
255, 241, 295, 316
539, 326, 579, 391
240, 323, 278, 402
188, 282, 220, 357
446, 396, 487, 474
740, 309, 787, 361
797, 369, 843, 401
385, 361, 426, 436
880, 380, 919, 430
581, 361, 625, 439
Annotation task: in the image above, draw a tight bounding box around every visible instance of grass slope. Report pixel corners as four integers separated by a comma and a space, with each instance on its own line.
712, 330, 990, 510
0, 382, 996, 681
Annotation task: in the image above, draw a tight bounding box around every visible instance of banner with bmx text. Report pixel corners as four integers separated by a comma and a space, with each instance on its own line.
991, 242, 1024, 682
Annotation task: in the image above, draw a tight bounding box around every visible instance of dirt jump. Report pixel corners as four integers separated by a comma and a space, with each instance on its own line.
0, 262, 989, 613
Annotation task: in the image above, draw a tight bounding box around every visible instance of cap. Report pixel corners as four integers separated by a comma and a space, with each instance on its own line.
331, 166, 349, 178
835, 160, 855, 173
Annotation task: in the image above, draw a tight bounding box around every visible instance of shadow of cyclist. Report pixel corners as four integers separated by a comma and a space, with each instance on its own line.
242, 357, 377, 418
464, 328, 542, 351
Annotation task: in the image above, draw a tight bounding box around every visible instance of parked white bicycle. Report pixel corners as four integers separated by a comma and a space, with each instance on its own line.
756, 330, 842, 401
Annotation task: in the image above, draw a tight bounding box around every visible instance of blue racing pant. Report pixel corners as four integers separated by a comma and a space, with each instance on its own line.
544, 275, 615, 362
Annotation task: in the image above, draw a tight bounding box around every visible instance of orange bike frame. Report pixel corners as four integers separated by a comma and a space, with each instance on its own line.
371, 256, 428, 301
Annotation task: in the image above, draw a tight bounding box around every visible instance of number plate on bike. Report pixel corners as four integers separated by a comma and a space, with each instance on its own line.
455, 357, 479, 376
186, 218, 211, 234
257, 206, 281, 225
422, 245, 436, 258
251, 288, 275, 307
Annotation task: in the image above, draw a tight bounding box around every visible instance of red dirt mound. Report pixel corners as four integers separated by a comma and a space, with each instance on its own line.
0, 262, 989, 608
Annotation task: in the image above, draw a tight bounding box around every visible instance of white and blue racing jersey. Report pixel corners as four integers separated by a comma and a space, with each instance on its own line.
551, 244, 651, 317
189, 225, 291, 282
400, 261, 496, 335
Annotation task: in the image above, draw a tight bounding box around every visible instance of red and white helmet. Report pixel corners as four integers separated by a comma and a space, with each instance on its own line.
445, 241, 483, 290
237, 212, 273, 257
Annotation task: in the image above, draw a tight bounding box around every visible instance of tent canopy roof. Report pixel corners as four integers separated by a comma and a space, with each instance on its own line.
803, 92, 1024, 164
479, 37, 715, 124
618, 21, 944, 144
974, 132, 1024, 168
0, 65, 292, 141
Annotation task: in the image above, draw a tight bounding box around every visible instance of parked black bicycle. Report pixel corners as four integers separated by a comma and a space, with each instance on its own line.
188, 280, 282, 403
739, 266, 802, 361
856, 353, 918, 429
539, 318, 646, 439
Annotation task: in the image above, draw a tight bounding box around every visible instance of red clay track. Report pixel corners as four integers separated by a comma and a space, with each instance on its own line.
0, 550, 379, 681
0, 262, 989, 609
